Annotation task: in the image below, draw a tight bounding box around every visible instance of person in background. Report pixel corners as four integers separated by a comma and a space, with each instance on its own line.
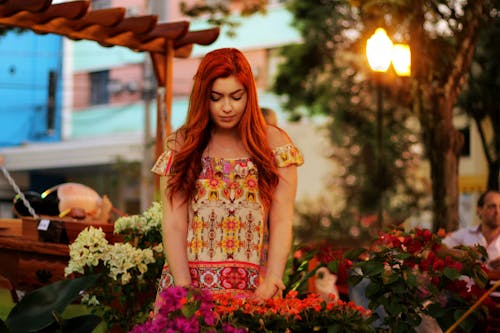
442, 190, 500, 279
261, 106, 278, 126
151, 48, 304, 302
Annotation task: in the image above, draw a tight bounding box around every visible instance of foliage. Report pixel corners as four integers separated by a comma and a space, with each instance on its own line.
179, 0, 267, 37
273, 0, 428, 231
130, 286, 373, 333
345, 227, 491, 333
272, 0, 498, 231
0, 274, 101, 333
293, 204, 379, 247
458, 7, 500, 190
65, 202, 165, 332
357, 1, 496, 232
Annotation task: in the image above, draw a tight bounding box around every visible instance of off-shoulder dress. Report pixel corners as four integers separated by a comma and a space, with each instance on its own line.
151, 143, 304, 296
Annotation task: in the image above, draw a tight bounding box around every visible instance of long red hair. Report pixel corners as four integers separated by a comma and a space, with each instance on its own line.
167, 48, 279, 208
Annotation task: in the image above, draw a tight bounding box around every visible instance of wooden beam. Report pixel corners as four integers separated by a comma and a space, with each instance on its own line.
112, 15, 158, 35
174, 27, 220, 49
0, 0, 219, 55
68, 7, 126, 29
41, 1, 89, 21
174, 44, 193, 58
144, 21, 189, 41
0, 0, 51, 16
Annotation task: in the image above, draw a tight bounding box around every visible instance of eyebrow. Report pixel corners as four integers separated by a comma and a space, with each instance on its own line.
210, 88, 245, 96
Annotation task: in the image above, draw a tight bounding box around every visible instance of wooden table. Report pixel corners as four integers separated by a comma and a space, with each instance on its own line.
0, 217, 116, 293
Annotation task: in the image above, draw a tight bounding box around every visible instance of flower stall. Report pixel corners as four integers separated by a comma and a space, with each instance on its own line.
63, 202, 497, 332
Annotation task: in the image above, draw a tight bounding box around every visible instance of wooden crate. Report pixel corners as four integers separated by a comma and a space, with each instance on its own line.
21, 216, 118, 244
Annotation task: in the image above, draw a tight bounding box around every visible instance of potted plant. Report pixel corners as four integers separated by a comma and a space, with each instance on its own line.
65, 202, 165, 331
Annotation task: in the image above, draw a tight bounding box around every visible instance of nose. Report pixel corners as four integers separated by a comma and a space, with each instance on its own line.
222, 97, 232, 113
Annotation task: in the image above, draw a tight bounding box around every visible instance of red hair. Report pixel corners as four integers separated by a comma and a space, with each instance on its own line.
167, 48, 279, 208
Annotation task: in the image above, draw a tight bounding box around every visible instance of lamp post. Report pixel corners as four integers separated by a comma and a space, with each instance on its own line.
366, 27, 411, 228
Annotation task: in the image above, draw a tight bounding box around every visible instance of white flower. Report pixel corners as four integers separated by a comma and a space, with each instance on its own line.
65, 227, 109, 276
114, 201, 162, 235
103, 242, 156, 285
152, 243, 164, 254
82, 294, 100, 306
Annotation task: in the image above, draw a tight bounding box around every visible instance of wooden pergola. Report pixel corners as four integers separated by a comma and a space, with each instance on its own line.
0, 0, 220, 157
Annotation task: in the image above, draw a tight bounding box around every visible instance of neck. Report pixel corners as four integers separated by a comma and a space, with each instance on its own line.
212, 127, 239, 138
207, 129, 246, 157
481, 224, 500, 243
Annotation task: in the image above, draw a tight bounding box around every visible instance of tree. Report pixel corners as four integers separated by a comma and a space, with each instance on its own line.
458, 10, 500, 191
274, 0, 496, 232
403, 1, 495, 231
273, 0, 428, 242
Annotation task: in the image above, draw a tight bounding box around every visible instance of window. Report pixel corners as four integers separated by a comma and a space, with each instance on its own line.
89, 70, 109, 106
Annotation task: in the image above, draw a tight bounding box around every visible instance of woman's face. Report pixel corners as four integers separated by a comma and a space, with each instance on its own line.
209, 75, 247, 130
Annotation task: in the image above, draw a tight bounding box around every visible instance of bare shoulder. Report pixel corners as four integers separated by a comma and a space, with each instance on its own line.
266, 125, 292, 148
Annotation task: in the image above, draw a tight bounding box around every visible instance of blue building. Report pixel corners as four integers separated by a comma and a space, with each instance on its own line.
0, 30, 63, 146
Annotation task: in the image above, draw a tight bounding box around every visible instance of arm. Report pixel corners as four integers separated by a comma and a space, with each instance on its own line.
254, 162, 298, 300
160, 176, 191, 286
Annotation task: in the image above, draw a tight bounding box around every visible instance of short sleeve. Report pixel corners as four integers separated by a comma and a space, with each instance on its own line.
151, 149, 174, 176
272, 143, 304, 168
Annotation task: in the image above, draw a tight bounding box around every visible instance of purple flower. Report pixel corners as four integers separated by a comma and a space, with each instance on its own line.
157, 286, 188, 313
171, 316, 199, 333
222, 323, 247, 333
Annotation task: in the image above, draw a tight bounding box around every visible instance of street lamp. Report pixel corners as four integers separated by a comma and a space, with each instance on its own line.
365, 27, 411, 227
392, 43, 411, 77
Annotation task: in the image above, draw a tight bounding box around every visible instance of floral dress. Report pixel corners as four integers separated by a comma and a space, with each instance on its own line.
151, 143, 304, 296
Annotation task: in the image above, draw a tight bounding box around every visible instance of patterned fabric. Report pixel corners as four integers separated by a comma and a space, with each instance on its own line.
151, 149, 174, 176
152, 143, 303, 295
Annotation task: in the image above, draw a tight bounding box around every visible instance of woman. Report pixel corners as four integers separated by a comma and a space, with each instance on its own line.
152, 48, 303, 301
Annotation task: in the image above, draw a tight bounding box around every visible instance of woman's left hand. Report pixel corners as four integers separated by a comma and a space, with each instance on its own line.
253, 276, 285, 301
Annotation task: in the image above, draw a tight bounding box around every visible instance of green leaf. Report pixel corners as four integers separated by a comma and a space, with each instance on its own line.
290, 266, 319, 291
346, 274, 364, 287
6, 274, 100, 332
61, 314, 102, 333
382, 270, 399, 285
327, 261, 339, 274
365, 280, 381, 298
385, 301, 405, 316
426, 303, 445, 318
443, 267, 460, 280
0, 319, 10, 333
181, 301, 199, 319
359, 261, 385, 277
344, 248, 367, 260
406, 272, 417, 288
327, 323, 340, 332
